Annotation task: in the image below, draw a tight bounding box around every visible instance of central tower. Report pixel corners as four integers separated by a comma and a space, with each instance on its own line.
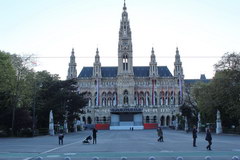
117, 0, 135, 107
117, 0, 133, 76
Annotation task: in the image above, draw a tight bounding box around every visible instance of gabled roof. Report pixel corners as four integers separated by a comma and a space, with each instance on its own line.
78, 66, 173, 78
133, 66, 173, 77
184, 79, 211, 84
185, 74, 211, 84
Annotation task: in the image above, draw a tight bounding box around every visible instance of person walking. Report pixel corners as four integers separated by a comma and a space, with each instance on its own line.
205, 128, 212, 150
92, 128, 98, 144
157, 127, 163, 142
192, 125, 197, 147
58, 130, 64, 145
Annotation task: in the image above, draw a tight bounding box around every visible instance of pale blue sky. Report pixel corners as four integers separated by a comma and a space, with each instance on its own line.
1, 0, 240, 79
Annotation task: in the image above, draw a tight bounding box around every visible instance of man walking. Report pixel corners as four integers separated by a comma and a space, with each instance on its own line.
192, 125, 197, 147
157, 127, 163, 142
92, 128, 98, 144
205, 128, 212, 150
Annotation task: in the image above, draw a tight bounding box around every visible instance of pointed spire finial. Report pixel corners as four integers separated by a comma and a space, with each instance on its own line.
71, 48, 74, 55
96, 48, 99, 55
151, 47, 154, 54
123, 0, 127, 11
176, 47, 179, 54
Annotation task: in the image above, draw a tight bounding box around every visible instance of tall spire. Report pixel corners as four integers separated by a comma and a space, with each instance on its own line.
95, 48, 100, 63
67, 48, 77, 80
117, 0, 133, 76
176, 47, 179, 56
149, 47, 158, 77
123, 0, 127, 11
174, 47, 183, 77
151, 47, 154, 55
93, 48, 101, 77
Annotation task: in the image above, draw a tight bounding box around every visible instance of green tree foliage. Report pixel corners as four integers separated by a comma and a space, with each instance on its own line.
1, 51, 87, 136
180, 83, 200, 127
0, 51, 35, 135
33, 71, 87, 131
193, 52, 240, 128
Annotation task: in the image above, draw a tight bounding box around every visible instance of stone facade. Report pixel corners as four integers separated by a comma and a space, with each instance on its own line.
67, 1, 187, 129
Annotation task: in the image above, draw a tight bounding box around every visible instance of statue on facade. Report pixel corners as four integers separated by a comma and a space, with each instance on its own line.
197, 113, 201, 132
64, 119, 68, 133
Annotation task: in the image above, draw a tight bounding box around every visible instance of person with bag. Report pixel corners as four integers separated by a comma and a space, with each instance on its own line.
205, 128, 212, 150
58, 130, 64, 145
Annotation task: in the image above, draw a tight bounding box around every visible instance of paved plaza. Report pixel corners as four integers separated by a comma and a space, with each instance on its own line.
0, 129, 239, 160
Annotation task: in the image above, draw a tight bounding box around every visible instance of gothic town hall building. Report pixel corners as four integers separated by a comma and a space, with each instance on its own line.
67, 1, 205, 130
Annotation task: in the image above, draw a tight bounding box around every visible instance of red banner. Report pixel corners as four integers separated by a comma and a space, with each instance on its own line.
144, 123, 158, 129
95, 124, 110, 130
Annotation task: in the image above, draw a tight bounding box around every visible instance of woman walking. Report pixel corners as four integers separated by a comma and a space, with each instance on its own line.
157, 127, 163, 142
205, 128, 212, 150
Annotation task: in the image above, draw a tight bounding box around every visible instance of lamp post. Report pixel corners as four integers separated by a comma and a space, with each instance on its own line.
32, 77, 42, 136
32, 77, 37, 137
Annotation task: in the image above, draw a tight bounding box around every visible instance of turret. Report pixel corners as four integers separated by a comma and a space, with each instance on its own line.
67, 48, 77, 80
117, 0, 133, 76
174, 47, 184, 78
93, 48, 101, 78
149, 47, 158, 77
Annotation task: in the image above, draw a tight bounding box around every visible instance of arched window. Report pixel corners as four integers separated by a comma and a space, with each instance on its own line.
94, 92, 97, 106
160, 91, 164, 105
123, 54, 128, 71
88, 98, 92, 106
145, 92, 150, 106
102, 92, 106, 106
107, 97, 112, 106
134, 92, 139, 106
139, 91, 145, 106
123, 90, 129, 105
87, 117, 92, 124
82, 116, 86, 124
170, 91, 174, 105
154, 91, 158, 106
171, 115, 176, 126
178, 91, 181, 105
166, 116, 170, 126
160, 116, 165, 126
87, 92, 92, 107
165, 91, 168, 105
96, 117, 99, 123
113, 92, 117, 106
103, 116, 106, 124
146, 116, 150, 123
153, 116, 157, 123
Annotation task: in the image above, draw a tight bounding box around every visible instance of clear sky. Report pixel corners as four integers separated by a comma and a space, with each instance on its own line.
1, 0, 240, 80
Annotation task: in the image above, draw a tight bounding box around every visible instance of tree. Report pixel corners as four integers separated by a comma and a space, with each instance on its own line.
193, 52, 240, 128
35, 76, 87, 131
0, 51, 35, 135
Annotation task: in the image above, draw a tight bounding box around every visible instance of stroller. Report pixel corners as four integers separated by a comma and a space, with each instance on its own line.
82, 135, 92, 144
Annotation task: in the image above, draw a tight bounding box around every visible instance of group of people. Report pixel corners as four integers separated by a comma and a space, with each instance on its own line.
192, 125, 212, 150
59, 125, 212, 150
58, 128, 98, 145
157, 125, 212, 150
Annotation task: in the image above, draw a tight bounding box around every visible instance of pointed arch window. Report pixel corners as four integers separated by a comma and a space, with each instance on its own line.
123, 90, 129, 105
123, 55, 128, 71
